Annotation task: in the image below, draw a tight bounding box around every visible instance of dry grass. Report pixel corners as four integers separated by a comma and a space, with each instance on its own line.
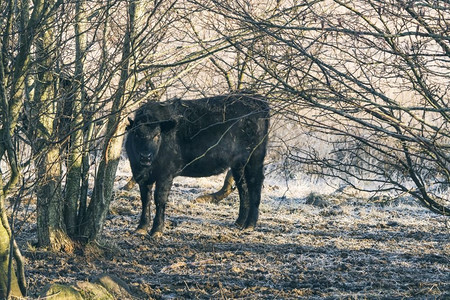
17, 173, 450, 299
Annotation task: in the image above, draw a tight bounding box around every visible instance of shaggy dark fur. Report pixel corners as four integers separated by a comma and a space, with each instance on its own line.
126, 93, 270, 236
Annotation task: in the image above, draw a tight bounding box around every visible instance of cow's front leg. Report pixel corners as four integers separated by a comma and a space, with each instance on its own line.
150, 178, 173, 237
136, 183, 153, 234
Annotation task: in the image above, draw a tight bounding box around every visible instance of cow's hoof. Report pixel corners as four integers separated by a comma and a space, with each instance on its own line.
149, 231, 163, 239
243, 218, 257, 231
195, 195, 213, 203
235, 219, 256, 231
234, 220, 245, 229
242, 224, 255, 231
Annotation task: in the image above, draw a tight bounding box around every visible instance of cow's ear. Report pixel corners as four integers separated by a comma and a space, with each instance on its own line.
160, 119, 177, 132
126, 117, 134, 131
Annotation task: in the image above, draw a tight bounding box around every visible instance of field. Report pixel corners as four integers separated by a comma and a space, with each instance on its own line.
18, 170, 450, 299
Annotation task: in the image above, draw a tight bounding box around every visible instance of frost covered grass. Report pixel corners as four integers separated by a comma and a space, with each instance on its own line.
17, 160, 450, 299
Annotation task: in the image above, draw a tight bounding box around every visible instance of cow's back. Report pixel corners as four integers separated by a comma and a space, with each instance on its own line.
175, 94, 269, 177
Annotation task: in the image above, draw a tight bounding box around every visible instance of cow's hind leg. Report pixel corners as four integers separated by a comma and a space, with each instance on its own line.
231, 166, 250, 228
122, 177, 136, 191
195, 170, 235, 203
137, 183, 153, 234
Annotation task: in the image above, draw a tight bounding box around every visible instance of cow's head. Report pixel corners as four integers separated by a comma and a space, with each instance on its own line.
128, 101, 178, 167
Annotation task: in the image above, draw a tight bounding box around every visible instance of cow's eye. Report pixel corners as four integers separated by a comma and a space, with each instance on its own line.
136, 130, 147, 138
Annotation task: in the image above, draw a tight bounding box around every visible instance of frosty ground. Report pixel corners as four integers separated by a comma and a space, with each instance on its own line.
17, 169, 450, 299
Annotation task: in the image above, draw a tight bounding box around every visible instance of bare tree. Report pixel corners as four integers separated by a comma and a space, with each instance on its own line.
64, 0, 87, 237
31, 0, 74, 252
189, 0, 449, 214
1, 0, 445, 273
2, 0, 216, 258
79, 0, 147, 240
0, 0, 48, 295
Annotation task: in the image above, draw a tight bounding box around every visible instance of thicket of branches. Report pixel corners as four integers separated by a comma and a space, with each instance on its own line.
0, 0, 448, 297
188, 0, 449, 212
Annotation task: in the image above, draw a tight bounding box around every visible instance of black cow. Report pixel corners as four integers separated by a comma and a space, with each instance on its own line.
126, 93, 270, 237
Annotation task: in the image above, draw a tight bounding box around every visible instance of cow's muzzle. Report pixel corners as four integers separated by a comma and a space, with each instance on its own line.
139, 153, 154, 166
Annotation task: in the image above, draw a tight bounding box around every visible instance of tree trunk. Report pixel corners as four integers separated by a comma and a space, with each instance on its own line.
79, 124, 127, 241
33, 5, 73, 251
78, 121, 94, 231
36, 146, 73, 252
0, 219, 22, 298
64, 0, 87, 237
79, 0, 143, 241
0, 176, 26, 298
0, 0, 55, 295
